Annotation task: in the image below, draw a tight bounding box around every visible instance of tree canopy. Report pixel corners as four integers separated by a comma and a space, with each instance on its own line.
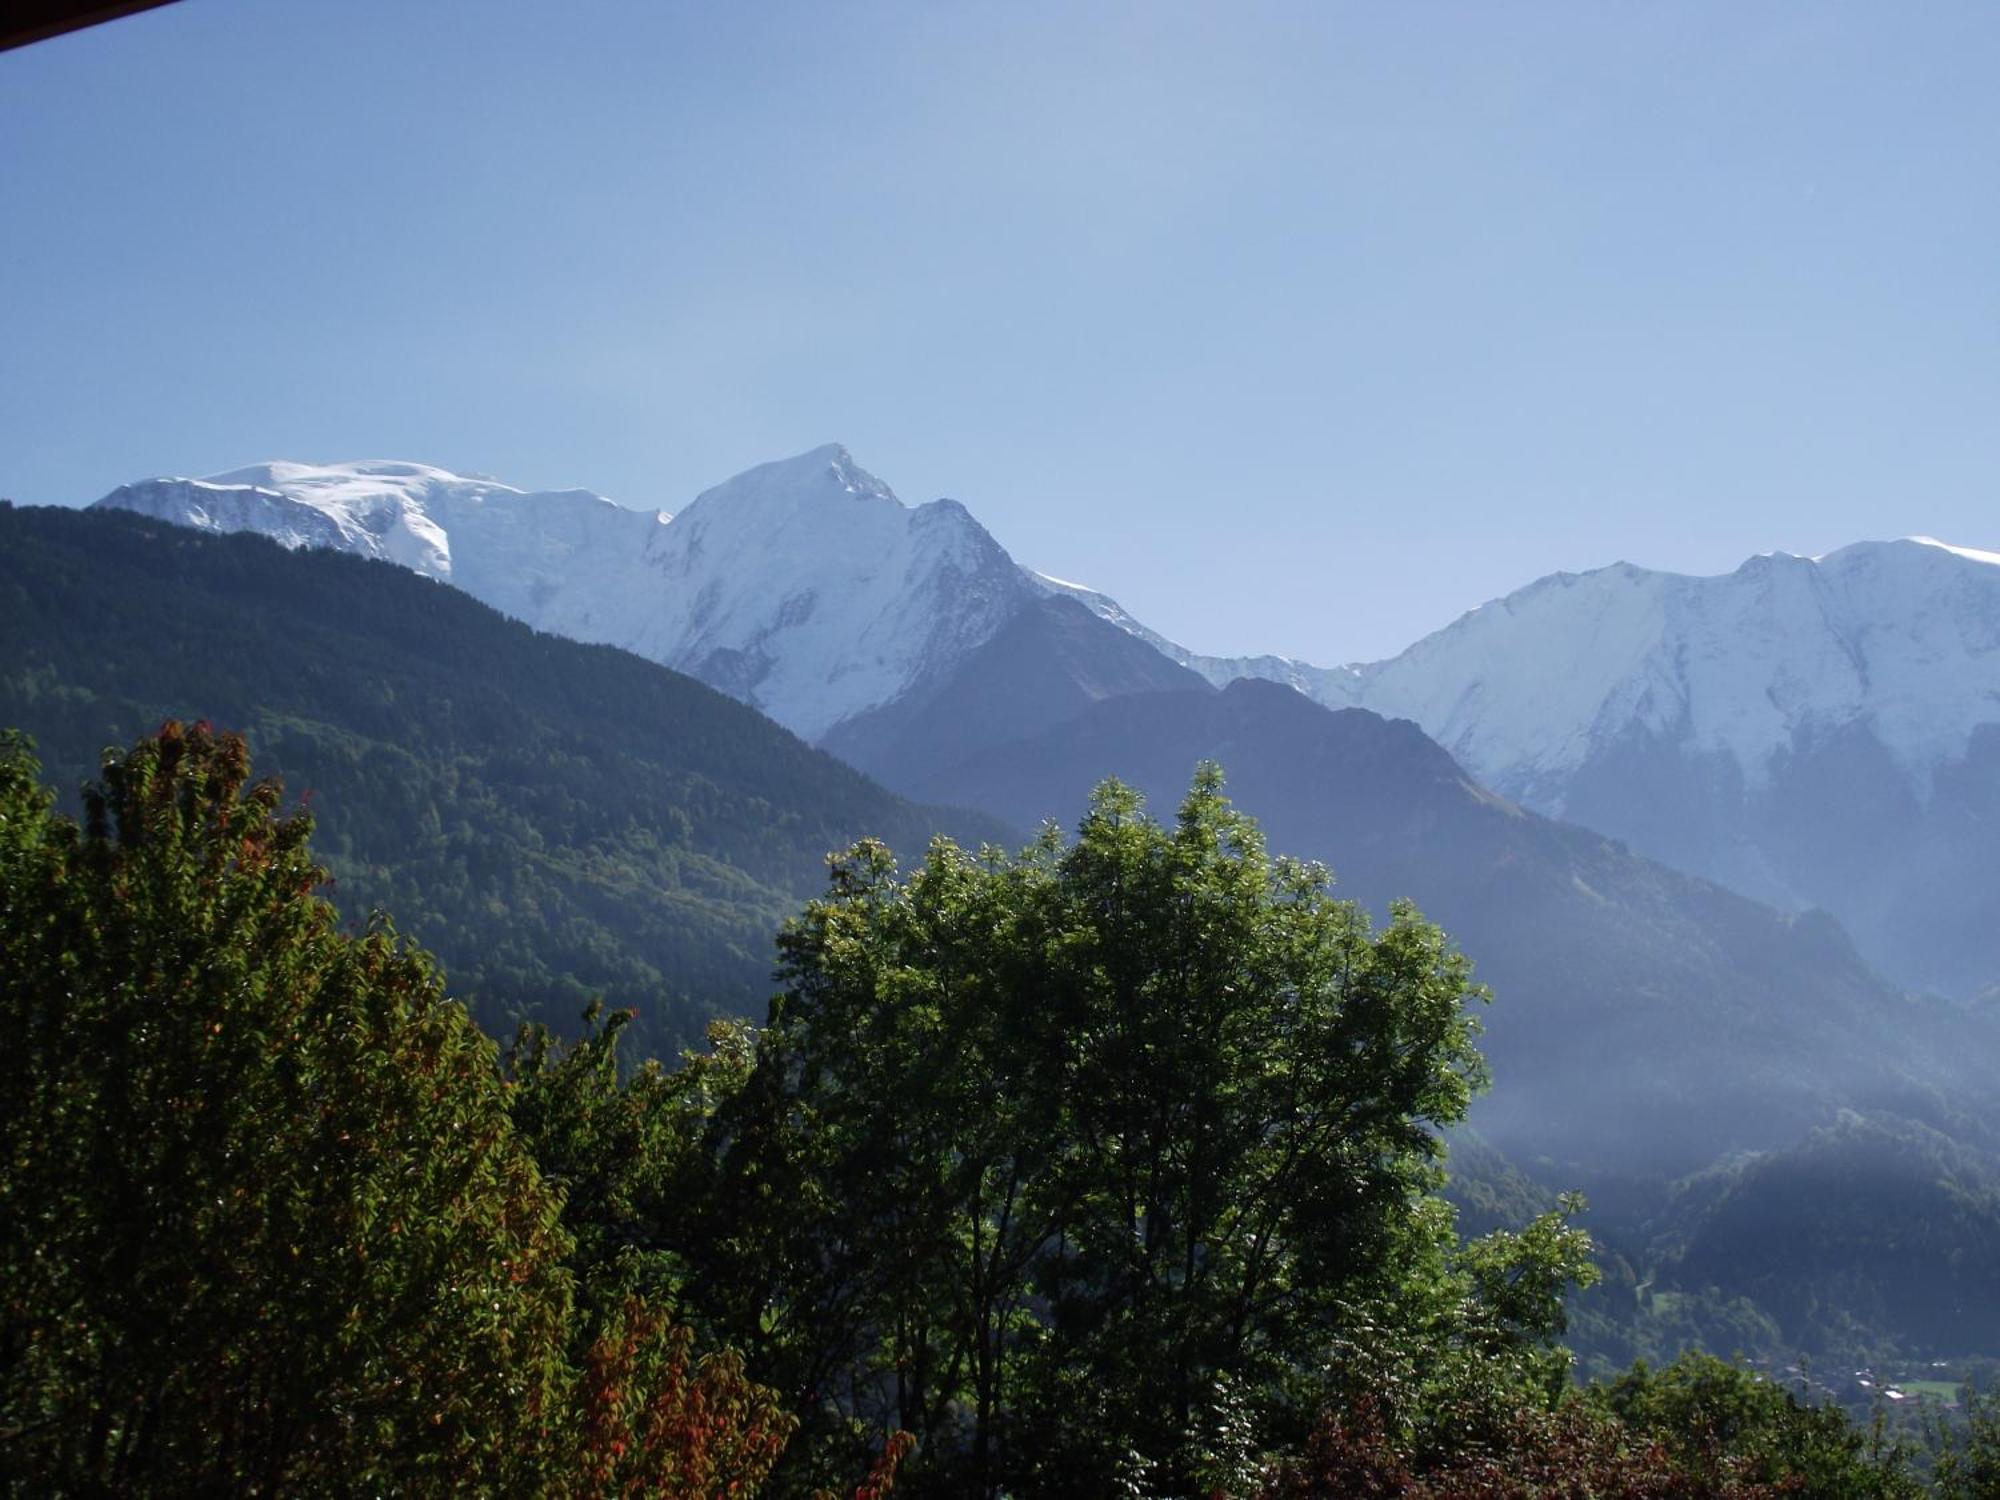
0, 723, 1957, 1496
644, 770, 1596, 1495
0, 724, 803, 1495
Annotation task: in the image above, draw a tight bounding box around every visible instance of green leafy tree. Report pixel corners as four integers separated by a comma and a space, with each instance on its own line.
695, 769, 1590, 1496
501, 1007, 914, 1500
1593, 1353, 1918, 1500
1925, 1381, 2000, 1500
0, 724, 797, 1495
503, 1002, 759, 1321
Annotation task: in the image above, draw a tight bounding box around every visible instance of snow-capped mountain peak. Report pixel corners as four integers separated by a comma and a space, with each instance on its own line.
685, 443, 897, 509
97, 459, 663, 605
1902, 534, 2000, 568
1311, 537, 2000, 803
1008, 532, 2000, 995
604, 447, 1032, 738
1041, 535, 2000, 807
95, 445, 1034, 743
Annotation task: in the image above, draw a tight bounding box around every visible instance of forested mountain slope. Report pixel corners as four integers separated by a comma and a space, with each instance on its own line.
0, 503, 1009, 1056
1682, 1111, 2000, 1353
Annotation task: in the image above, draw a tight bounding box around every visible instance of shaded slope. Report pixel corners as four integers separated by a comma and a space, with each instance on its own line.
907, 676, 1997, 1178
822, 593, 1212, 789
1670, 1112, 2000, 1357
0, 503, 1011, 1057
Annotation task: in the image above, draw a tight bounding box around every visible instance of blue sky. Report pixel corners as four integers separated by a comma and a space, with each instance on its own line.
4, 1, 1997, 661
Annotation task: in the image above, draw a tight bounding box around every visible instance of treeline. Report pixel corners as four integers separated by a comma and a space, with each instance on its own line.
3, 725, 1996, 1496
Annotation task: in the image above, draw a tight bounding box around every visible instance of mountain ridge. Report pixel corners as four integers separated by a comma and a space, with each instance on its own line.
97, 446, 1038, 743
93, 447, 2000, 994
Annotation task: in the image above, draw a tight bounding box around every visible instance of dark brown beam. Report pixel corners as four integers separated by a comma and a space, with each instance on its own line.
1, 0, 182, 55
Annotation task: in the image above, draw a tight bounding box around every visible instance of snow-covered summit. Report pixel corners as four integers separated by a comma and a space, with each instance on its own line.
98, 460, 651, 585
1342, 537, 2000, 807
690, 443, 898, 512
600, 445, 1031, 739
1905, 534, 2000, 568
94, 446, 1033, 742
1016, 534, 2000, 994
1039, 534, 2000, 807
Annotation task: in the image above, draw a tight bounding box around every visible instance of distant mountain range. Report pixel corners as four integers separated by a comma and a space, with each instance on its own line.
95, 447, 2000, 1001
70, 449, 2000, 1163
98, 450, 1030, 744
1158, 539, 2000, 1002
15, 475, 2000, 1364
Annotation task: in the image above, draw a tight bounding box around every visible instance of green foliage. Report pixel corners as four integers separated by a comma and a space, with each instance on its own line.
1566, 1267, 1787, 1386
0, 725, 798, 1495
683, 769, 1596, 1495
1924, 1382, 2000, 1499
0, 718, 1967, 1495
1594, 1353, 1920, 1499
0, 724, 566, 1488
503, 1002, 758, 1320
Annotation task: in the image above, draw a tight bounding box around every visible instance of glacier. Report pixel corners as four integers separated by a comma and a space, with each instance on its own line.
98, 447, 1034, 743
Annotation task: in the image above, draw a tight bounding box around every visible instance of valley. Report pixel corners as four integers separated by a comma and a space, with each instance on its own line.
19, 445, 2000, 1388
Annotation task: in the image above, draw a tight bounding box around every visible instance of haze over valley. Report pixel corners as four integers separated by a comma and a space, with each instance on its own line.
3, 443, 1990, 1393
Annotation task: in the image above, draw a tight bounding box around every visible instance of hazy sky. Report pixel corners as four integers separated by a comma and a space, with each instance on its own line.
4, 1, 1997, 661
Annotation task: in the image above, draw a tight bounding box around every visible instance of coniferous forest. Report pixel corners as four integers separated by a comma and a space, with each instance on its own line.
5, 721, 1998, 1497
0, 504, 1010, 1064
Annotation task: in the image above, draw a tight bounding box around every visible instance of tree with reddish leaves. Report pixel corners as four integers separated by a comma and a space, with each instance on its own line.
1262, 1394, 1776, 1500
571, 1295, 795, 1496
1260, 1351, 1923, 1500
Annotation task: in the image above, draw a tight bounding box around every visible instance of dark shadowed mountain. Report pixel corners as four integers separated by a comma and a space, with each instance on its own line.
865, 651, 1998, 1183
821, 593, 1212, 792
1667, 1111, 2000, 1359
0, 503, 1011, 1058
